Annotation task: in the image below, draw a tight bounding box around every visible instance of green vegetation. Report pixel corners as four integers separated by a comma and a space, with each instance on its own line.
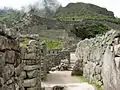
20, 36, 29, 47
54, 3, 114, 19
70, 23, 110, 39
0, 8, 25, 27
40, 37, 62, 49
73, 76, 102, 90
54, 2, 120, 25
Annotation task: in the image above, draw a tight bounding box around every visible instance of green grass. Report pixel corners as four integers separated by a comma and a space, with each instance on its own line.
40, 37, 62, 49
73, 76, 102, 90
20, 36, 29, 47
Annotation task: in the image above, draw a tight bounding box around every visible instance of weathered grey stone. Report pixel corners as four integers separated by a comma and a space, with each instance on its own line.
71, 60, 83, 76
15, 64, 24, 76
72, 30, 120, 90
6, 77, 14, 85
114, 44, 120, 56
115, 57, 120, 69
0, 52, 5, 73
26, 46, 37, 53
2, 64, 15, 82
102, 46, 118, 90
0, 36, 9, 50
0, 77, 4, 86
114, 38, 119, 45
0, 25, 23, 90
24, 53, 37, 60
27, 70, 38, 79
5, 50, 15, 64
20, 71, 27, 79
14, 52, 21, 67
24, 78, 37, 87
8, 39, 20, 50
24, 65, 40, 71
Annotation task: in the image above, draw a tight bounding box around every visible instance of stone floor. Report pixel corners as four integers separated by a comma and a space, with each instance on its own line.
42, 71, 96, 90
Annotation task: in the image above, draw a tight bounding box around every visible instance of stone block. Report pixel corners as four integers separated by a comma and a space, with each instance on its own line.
14, 52, 21, 67
20, 71, 27, 79
24, 53, 37, 60
24, 65, 40, 71
5, 50, 15, 64
2, 64, 14, 82
0, 52, 5, 72
114, 44, 120, 56
6, 77, 14, 85
24, 78, 37, 87
27, 70, 39, 79
0, 36, 9, 50
0, 77, 4, 86
26, 46, 37, 53
2, 83, 15, 90
8, 39, 20, 51
115, 57, 120, 69
15, 64, 24, 76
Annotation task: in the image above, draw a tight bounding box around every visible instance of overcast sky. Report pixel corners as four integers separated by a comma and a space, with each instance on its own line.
0, 0, 119, 17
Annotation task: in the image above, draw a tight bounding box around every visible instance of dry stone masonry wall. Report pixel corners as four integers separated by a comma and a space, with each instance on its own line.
72, 30, 120, 90
0, 25, 24, 90
46, 49, 70, 71
40, 41, 47, 81
21, 38, 41, 90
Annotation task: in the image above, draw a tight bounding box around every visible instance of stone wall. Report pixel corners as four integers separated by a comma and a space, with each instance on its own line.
46, 49, 70, 71
21, 39, 41, 90
72, 30, 120, 90
40, 41, 47, 81
0, 25, 24, 90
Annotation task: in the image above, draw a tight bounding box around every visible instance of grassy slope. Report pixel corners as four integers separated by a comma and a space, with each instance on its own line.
54, 2, 120, 25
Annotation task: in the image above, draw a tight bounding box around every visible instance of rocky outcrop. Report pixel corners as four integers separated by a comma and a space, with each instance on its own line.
0, 24, 24, 90
72, 30, 120, 90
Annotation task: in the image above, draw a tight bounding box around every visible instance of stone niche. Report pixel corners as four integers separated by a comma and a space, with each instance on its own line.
0, 25, 24, 90
21, 39, 41, 90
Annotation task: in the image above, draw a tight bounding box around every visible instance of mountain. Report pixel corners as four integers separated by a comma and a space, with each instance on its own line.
54, 2, 115, 20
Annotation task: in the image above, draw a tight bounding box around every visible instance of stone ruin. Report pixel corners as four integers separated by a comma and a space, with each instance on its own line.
21, 39, 41, 90
0, 24, 48, 90
0, 25, 24, 90
46, 49, 70, 71
40, 41, 47, 81
72, 30, 120, 90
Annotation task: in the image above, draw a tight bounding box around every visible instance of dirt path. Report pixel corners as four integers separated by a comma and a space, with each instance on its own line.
42, 71, 96, 90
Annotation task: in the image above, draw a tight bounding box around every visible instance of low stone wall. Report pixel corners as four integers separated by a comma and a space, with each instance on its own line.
0, 25, 24, 89
46, 49, 70, 71
21, 40, 41, 90
72, 30, 120, 90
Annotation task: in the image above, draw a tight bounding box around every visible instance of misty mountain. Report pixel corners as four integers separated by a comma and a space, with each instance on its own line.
23, 0, 61, 18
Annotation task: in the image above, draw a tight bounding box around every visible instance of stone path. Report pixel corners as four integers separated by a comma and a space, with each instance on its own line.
42, 71, 96, 90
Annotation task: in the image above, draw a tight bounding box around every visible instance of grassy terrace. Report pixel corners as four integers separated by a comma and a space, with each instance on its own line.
40, 37, 62, 49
